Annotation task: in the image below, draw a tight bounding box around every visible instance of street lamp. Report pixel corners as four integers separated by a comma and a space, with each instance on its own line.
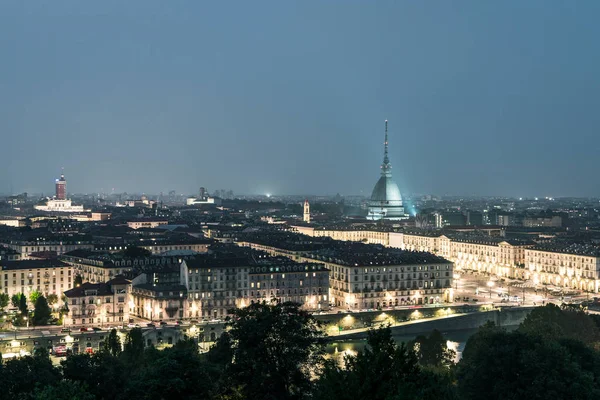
453, 273, 460, 291
23, 316, 29, 329
487, 281, 495, 299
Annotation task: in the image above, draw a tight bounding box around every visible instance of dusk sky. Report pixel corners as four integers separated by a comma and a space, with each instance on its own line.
1, 1, 599, 197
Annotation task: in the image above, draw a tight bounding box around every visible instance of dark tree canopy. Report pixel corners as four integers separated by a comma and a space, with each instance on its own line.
457, 318, 600, 400
519, 303, 600, 345
103, 328, 122, 357
123, 246, 152, 258
314, 326, 457, 400
18, 293, 28, 315
7, 301, 600, 400
33, 295, 52, 326
409, 329, 456, 369
210, 301, 324, 400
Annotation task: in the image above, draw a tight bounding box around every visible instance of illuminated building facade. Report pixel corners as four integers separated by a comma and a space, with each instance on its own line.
63, 277, 131, 326
0, 259, 73, 298
521, 245, 600, 292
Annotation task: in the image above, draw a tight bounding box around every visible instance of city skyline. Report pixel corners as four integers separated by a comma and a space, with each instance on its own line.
2, 1, 600, 197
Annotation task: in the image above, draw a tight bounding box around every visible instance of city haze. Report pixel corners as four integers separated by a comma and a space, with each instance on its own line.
1, 1, 599, 197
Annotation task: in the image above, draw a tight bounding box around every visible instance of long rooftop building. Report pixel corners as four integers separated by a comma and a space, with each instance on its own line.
237, 233, 454, 308
292, 225, 600, 293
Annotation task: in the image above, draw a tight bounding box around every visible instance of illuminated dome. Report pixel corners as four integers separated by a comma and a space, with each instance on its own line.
367, 121, 407, 221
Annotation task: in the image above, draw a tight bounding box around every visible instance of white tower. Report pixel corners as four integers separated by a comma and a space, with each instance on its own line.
303, 199, 310, 223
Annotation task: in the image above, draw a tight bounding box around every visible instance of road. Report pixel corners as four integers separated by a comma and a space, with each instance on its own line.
455, 272, 591, 307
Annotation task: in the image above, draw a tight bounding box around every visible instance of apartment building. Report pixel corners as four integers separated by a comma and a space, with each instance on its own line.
63, 276, 131, 326
0, 259, 73, 298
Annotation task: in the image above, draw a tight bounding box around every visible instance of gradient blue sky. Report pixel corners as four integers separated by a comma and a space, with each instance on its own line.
1, 1, 599, 197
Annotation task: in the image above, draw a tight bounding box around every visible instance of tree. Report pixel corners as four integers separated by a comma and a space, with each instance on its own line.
456, 325, 600, 400
519, 303, 600, 345
18, 292, 28, 315
123, 339, 217, 400
314, 326, 456, 400
29, 290, 42, 305
32, 295, 52, 326
123, 246, 152, 258
32, 380, 95, 400
123, 327, 145, 365
0, 293, 9, 311
74, 275, 83, 287
409, 329, 456, 368
61, 351, 127, 400
0, 347, 61, 398
11, 293, 21, 308
103, 328, 122, 357
47, 293, 59, 307
211, 301, 324, 400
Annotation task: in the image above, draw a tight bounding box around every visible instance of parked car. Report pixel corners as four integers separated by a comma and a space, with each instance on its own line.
159, 321, 168, 326
60, 328, 71, 333
127, 323, 139, 328
79, 327, 88, 332
92, 327, 102, 332
146, 323, 156, 328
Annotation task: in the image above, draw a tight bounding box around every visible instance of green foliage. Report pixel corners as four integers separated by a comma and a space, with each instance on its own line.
409, 329, 456, 369
103, 328, 122, 357
0, 346, 61, 399
61, 352, 127, 400
15, 293, 28, 314
123, 327, 145, 365
11, 293, 21, 308
32, 295, 52, 326
29, 290, 42, 305
32, 380, 95, 400
457, 323, 600, 400
7, 301, 600, 400
520, 303, 600, 345
123, 246, 152, 258
47, 293, 59, 306
314, 327, 457, 400
123, 339, 217, 400
212, 301, 324, 400
0, 292, 9, 310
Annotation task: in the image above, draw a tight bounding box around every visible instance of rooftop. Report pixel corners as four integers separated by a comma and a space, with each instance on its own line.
0, 259, 69, 271
305, 242, 450, 266
530, 243, 600, 257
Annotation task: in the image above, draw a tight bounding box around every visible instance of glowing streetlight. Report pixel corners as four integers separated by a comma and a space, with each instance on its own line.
487, 280, 495, 299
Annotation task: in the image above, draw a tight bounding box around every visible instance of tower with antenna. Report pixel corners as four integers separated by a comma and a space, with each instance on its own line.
366, 120, 407, 220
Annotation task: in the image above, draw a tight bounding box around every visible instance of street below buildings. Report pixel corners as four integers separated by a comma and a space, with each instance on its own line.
454, 271, 592, 307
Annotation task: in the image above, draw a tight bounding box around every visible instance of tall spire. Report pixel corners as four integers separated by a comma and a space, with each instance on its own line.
381, 120, 392, 176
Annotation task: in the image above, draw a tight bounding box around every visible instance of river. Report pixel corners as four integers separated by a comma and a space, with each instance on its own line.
325, 326, 518, 365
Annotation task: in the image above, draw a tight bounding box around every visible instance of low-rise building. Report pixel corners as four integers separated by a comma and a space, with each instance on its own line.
1, 238, 94, 259
94, 239, 211, 255
63, 276, 131, 326
127, 219, 169, 230
181, 252, 329, 320
0, 259, 73, 298
61, 250, 194, 284
523, 244, 600, 292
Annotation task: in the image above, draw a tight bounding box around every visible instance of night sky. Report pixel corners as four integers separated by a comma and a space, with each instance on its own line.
1, 1, 599, 197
